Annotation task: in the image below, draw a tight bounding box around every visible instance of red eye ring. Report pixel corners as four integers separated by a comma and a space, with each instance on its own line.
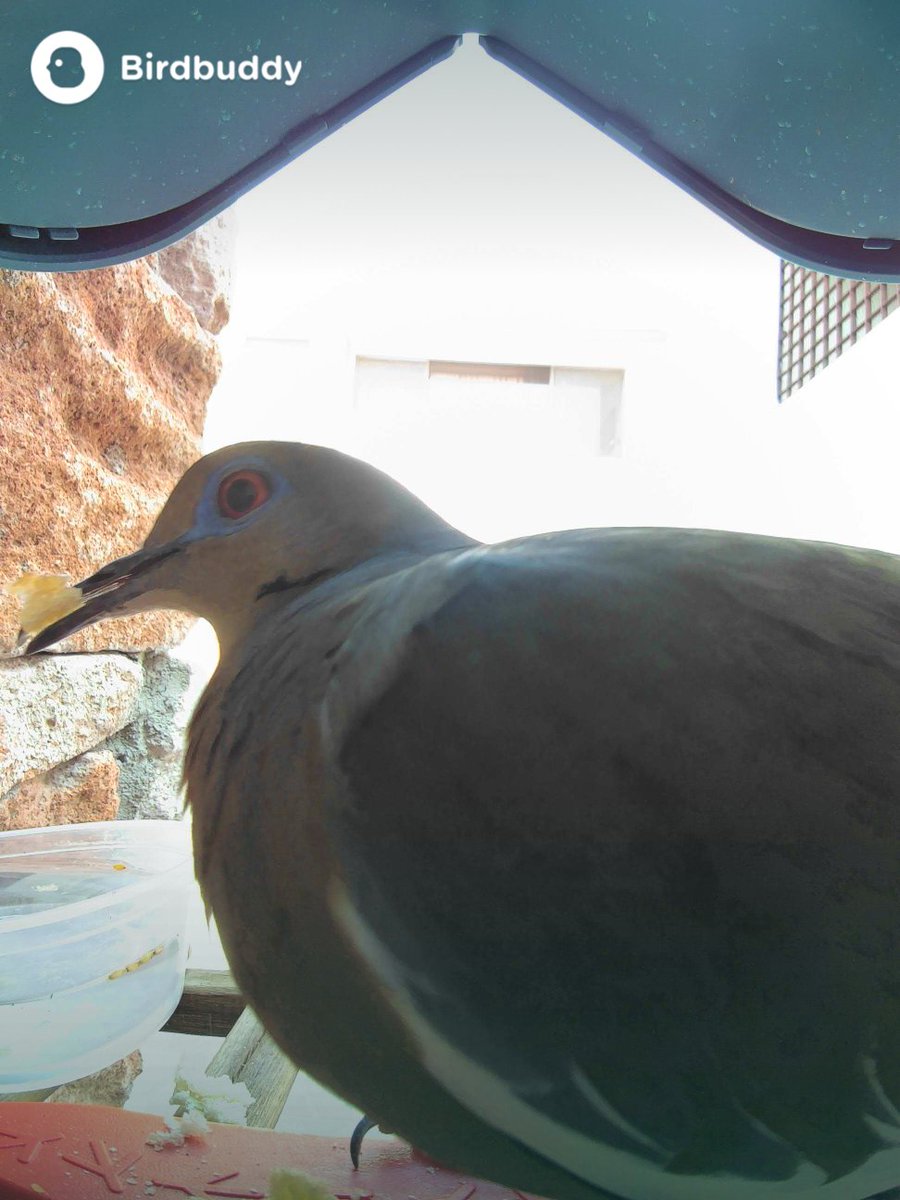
216, 470, 271, 520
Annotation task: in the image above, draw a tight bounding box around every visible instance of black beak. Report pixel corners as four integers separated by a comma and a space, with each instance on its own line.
22, 542, 183, 655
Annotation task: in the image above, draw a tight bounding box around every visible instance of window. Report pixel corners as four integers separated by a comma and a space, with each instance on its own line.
427, 360, 552, 385
354, 357, 624, 458
778, 261, 900, 400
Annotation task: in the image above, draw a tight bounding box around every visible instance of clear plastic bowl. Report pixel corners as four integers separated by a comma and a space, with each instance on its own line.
0, 819, 193, 1092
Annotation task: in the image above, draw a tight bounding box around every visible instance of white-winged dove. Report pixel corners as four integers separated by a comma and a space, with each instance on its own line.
24, 440, 900, 1200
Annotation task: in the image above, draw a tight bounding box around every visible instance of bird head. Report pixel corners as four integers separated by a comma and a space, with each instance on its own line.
24, 440, 469, 657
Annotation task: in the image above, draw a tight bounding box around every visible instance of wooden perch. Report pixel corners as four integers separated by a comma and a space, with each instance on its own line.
162, 967, 245, 1038
206, 1004, 299, 1128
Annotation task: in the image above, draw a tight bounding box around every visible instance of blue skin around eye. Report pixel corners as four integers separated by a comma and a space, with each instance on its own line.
191, 461, 286, 539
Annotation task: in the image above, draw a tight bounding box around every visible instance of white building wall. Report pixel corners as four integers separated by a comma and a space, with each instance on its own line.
204, 35, 900, 554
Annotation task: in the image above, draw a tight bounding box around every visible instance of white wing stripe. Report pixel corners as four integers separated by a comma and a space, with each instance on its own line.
328, 879, 883, 1200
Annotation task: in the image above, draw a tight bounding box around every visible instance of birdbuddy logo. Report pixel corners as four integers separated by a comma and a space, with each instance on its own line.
121, 53, 303, 86
31, 31, 304, 104
31, 32, 105, 104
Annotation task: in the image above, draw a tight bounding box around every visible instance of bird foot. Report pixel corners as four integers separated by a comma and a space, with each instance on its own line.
349, 1114, 449, 1172
350, 1114, 379, 1168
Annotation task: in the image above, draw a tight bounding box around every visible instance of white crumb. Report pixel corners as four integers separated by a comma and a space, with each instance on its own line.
145, 1110, 211, 1151
170, 1067, 255, 1125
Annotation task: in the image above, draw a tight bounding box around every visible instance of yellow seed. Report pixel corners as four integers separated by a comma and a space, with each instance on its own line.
112, 863, 127, 871
7, 572, 84, 635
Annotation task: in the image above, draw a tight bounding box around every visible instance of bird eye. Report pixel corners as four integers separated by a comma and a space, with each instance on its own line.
216, 470, 271, 520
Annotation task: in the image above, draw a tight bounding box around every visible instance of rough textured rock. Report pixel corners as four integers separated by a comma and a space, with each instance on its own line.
154, 214, 235, 334
0, 252, 221, 652
109, 650, 193, 820
0, 654, 142, 794
46, 1050, 143, 1108
0, 749, 120, 831
0, 222, 231, 831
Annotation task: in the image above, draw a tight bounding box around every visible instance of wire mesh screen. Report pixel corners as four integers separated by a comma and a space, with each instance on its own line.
778, 261, 900, 400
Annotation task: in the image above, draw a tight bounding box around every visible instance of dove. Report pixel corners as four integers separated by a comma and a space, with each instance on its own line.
23, 440, 900, 1200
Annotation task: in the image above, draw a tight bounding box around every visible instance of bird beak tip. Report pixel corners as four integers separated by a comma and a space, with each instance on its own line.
18, 541, 184, 655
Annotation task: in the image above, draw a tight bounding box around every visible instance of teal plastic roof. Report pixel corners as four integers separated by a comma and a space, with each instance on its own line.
2, 1, 899, 277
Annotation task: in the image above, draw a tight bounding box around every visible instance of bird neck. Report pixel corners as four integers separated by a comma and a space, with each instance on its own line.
208, 530, 479, 664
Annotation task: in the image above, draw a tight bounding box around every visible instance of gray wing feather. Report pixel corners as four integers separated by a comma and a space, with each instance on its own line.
330, 528, 900, 1188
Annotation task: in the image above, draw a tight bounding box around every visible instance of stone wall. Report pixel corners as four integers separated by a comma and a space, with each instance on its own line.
0, 215, 232, 831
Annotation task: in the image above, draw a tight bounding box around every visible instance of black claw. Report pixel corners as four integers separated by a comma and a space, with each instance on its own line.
350, 1115, 378, 1168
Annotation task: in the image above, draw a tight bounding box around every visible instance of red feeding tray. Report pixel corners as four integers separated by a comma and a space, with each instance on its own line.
0, 1103, 546, 1200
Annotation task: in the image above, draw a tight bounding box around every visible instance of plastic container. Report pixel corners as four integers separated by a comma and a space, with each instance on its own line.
0, 819, 193, 1092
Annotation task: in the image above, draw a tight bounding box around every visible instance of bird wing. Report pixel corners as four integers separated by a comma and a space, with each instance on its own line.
324, 528, 900, 1200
